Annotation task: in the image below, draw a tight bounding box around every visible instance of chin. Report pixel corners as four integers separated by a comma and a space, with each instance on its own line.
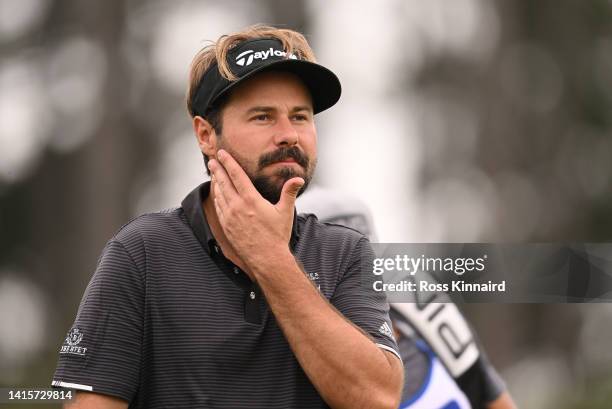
275, 165, 305, 179
252, 168, 311, 203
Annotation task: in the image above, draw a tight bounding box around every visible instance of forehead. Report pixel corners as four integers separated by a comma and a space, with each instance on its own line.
224, 71, 313, 111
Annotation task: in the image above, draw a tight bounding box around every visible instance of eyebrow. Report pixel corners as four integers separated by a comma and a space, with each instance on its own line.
245, 105, 313, 115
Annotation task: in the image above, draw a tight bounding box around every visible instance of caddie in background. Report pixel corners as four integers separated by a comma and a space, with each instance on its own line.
51, 25, 404, 408
298, 187, 518, 409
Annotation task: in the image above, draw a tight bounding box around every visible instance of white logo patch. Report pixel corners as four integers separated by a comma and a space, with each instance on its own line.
65, 327, 83, 346
308, 272, 320, 281
379, 322, 394, 339
307, 272, 321, 291
235, 48, 298, 67
60, 327, 88, 356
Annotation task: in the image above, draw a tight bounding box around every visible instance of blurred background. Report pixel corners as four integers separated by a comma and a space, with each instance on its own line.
1, 0, 612, 408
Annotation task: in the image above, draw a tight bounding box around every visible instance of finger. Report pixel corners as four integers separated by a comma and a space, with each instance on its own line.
209, 158, 238, 204
216, 149, 258, 198
211, 178, 227, 223
211, 176, 228, 215
276, 177, 305, 213
214, 195, 226, 226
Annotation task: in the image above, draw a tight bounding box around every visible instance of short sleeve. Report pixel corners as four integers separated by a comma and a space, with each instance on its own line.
51, 239, 144, 402
330, 237, 401, 361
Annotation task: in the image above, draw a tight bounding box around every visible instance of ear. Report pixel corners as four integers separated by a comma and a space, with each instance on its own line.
193, 116, 217, 160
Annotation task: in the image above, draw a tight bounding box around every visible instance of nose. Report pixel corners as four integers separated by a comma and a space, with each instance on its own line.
273, 115, 299, 146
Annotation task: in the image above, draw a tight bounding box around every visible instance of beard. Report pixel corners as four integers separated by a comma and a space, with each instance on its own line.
217, 143, 315, 204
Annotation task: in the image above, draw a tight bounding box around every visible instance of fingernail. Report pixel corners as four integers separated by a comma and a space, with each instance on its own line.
217, 150, 226, 160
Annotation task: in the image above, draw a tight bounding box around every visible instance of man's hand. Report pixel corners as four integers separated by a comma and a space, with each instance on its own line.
208, 149, 304, 270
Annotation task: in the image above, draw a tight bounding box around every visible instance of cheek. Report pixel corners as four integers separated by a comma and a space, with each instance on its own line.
302, 130, 317, 159
218, 140, 261, 176
308, 145, 317, 165
220, 128, 260, 155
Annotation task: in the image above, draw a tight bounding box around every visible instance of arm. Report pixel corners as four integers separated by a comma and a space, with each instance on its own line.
253, 249, 403, 409
208, 150, 403, 409
64, 391, 128, 409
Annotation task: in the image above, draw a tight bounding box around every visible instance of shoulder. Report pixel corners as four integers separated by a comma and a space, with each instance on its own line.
298, 212, 367, 241
112, 207, 183, 248
295, 213, 374, 282
297, 213, 371, 259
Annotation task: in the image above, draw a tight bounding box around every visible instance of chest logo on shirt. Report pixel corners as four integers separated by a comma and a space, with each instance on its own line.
60, 327, 88, 356
308, 272, 321, 290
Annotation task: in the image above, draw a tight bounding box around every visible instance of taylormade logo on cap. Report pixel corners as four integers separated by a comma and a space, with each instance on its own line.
235, 48, 298, 67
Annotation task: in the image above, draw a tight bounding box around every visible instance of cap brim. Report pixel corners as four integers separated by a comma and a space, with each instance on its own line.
211, 59, 341, 115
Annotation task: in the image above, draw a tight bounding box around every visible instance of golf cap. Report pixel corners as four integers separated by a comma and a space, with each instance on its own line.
191, 38, 342, 117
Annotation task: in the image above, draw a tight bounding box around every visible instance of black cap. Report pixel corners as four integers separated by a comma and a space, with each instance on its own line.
191, 38, 342, 117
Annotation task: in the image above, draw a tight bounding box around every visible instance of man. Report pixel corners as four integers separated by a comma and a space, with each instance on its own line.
298, 187, 518, 409
51, 25, 403, 408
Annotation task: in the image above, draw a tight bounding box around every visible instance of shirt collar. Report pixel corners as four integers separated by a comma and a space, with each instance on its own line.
181, 181, 301, 255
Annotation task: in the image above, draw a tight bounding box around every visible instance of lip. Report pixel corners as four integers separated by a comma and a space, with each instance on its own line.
269, 159, 299, 165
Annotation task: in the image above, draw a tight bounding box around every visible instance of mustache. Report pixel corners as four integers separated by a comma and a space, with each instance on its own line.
258, 146, 309, 169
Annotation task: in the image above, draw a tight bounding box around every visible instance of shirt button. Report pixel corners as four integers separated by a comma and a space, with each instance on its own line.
233, 267, 239, 275
249, 291, 256, 300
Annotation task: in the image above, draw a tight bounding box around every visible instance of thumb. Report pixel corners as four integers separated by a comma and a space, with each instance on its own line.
277, 177, 305, 211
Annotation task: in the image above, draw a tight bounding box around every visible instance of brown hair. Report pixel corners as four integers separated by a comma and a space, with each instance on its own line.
186, 24, 318, 118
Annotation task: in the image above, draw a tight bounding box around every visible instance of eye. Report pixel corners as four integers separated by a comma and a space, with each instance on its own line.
292, 114, 308, 121
251, 114, 270, 121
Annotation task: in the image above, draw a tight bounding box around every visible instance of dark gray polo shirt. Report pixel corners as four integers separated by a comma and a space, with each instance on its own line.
51, 182, 400, 408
